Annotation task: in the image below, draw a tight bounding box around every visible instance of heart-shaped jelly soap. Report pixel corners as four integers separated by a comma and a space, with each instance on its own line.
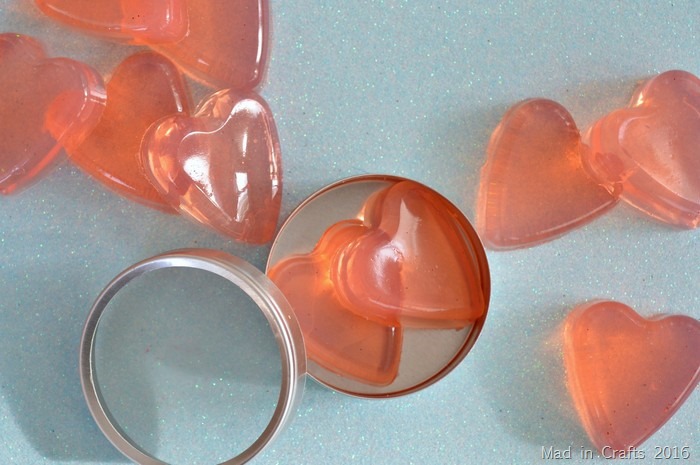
564, 300, 700, 454
268, 221, 403, 386
333, 181, 487, 329
142, 88, 281, 243
35, 0, 187, 44
476, 99, 618, 249
68, 52, 190, 212
585, 70, 700, 228
153, 0, 268, 89
0, 33, 105, 194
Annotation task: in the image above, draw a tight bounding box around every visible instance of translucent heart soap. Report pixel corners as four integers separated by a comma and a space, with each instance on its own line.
477, 99, 618, 249
564, 301, 700, 454
268, 221, 403, 386
153, 0, 268, 89
333, 181, 487, 329
68, 52, 190, 212
585, 70, 700, 228
267, 176, 490, 396
268, 180, 489, 386
0, 33, 105, 194
35, 0, 188, 44
142, 89, 281, 243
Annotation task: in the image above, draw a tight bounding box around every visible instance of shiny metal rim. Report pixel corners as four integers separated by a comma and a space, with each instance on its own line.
79, 249, 306, 465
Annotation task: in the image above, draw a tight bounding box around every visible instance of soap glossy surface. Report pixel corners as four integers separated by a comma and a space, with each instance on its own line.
68, 52, 190, 212
564, 301, 700, 454
585, 70, 700, 228
153, 0, 268, 89
0, 33, 105, 194
477, 99, 618, 249
35, 0, 188, 44
142, 89, 281, 243
334, 180, 486, 328
268, 221, 402, 386
267, 177, 490, 395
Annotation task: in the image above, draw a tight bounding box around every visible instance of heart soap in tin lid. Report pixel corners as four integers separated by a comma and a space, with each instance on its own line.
267, 175, 490, 397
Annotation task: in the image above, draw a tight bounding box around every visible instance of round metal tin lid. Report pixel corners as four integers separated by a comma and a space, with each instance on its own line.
267, 175, 490, 397
79, 249, 306, 465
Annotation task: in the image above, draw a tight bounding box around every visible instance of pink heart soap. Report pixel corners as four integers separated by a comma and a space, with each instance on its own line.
333, 181, 487, 329
0, 33, 105, 194
268, 221, 403, 386
142, 89, 281, 243
564, 300, 700, 454
585, 70, 700, 228
476, 98, 618, 249
35, 0, 188, 44
68, 52, 190, 212
153, 0, 268, 89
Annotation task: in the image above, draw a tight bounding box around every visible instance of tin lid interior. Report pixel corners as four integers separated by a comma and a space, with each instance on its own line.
80, 249, 306, 465
266, 175, 490, 397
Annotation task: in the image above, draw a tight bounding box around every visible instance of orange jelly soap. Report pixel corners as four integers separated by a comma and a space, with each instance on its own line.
564, 301, 700, 454
268, 221, 403, 386
476, 99, 618, 249
267, 176, 490, 396
142, 89, 281, 244
333, 181, 486, 329
67, 52, 190, 212
35, 0, 188, 44
0, 33, 105, 194
584, 70, 700, 228
153, 0, 268, 89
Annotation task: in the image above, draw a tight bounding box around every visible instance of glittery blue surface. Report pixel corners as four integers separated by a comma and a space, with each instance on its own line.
1, 1, 698, 464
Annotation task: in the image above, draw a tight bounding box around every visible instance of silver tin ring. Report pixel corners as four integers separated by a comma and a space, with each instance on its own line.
79, 249, 306, 465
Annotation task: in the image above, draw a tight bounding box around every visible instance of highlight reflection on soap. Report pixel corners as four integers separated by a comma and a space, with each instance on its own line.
142, 89, 282, 244
268, 179, 489, 389
333, 181, 486, 329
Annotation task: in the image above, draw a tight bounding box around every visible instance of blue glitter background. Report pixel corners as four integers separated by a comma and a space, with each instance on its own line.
0, 1, 697, 464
